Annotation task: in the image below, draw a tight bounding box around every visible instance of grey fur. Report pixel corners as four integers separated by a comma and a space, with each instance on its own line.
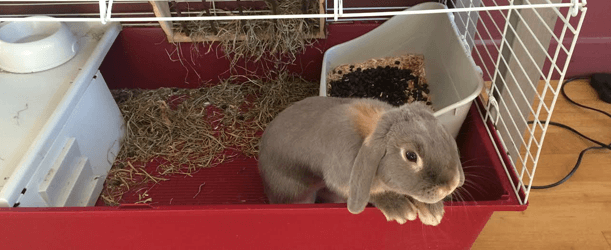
257, 96, 464, 225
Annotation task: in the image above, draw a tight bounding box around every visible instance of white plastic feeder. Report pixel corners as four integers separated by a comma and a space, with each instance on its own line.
0, 22, 124, 207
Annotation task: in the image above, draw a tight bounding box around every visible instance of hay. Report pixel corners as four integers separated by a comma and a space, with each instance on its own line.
175, 0, 321, 70
102, 73, 318, 205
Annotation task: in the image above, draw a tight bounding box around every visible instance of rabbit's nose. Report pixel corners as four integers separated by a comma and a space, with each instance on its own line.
448, 173, 465, 192
437, 186, 453, 198
457, 172, 465, 187
437, 174, 461, 197
451, 170, 463, 189
437, 188, 446, 197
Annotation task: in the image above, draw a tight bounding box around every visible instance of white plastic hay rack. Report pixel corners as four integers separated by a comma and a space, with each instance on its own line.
0, 0, 588, 207
0, 20, 124, 207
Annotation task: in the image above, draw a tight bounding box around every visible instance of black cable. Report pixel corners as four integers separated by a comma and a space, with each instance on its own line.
531, 121, 611, 149
527, 120, 611, 189
529, 144, 609, 189
526, 76, 611, 190
561, 76, 611, 119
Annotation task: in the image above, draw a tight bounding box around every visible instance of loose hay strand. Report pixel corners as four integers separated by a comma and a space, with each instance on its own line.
102, 72, 318, 205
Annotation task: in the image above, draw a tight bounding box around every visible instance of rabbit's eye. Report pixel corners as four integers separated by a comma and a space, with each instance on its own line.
406, 151, 418, 162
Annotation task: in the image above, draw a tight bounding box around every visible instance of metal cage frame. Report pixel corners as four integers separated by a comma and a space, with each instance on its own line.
0, 0, 589, 205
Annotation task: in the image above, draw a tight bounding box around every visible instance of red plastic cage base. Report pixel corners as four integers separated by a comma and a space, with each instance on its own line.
0, 25, 526, 250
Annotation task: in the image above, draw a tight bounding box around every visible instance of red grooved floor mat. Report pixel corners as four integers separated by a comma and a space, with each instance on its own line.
95, 156, 268, 206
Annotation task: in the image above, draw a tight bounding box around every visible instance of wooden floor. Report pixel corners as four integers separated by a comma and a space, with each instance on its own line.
472, 79, 611, 249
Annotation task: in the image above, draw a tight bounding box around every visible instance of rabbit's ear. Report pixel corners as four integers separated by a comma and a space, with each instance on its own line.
347, 135, 387, 214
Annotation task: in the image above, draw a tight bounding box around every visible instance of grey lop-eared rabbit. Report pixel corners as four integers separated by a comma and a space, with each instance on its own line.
257, 96, 464, 226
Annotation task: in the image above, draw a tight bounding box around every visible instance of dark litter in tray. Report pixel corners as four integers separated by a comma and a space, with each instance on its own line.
328, 66, 430, 106
326, 54, 432, 108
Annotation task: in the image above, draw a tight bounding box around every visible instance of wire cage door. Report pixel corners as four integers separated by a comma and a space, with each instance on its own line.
450, 0, 587, 205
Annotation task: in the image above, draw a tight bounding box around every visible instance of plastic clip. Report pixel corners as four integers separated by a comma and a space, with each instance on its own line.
98, 0, 114, 24
570, 0, 585, 17
488, 96, 501, 126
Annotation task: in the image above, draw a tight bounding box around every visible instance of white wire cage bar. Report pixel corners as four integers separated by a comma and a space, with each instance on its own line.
0, 0, 584, 23
0, 0, 588, 205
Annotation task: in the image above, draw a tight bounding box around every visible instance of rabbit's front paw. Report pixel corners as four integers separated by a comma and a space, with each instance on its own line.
413, 200, 445, 226
371, 192, 418, 225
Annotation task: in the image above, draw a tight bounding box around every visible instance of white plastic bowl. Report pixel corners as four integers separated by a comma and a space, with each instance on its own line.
0, 16, 80, 73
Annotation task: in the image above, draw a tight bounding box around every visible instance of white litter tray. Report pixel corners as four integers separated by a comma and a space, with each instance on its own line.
0, 22, 124, 207
320, 2, 484, 138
